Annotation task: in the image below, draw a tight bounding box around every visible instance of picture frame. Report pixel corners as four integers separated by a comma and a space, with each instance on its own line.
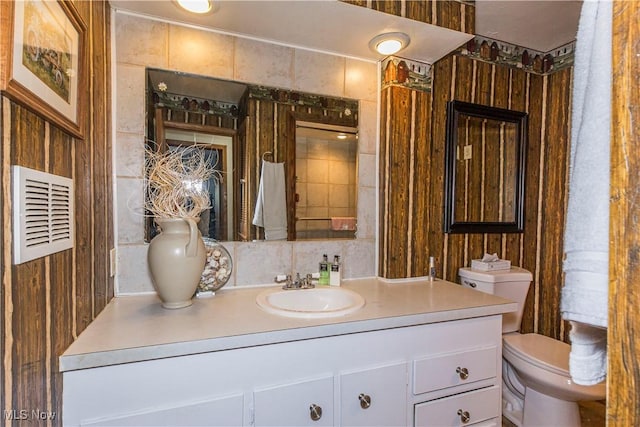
0, 0, 86, 139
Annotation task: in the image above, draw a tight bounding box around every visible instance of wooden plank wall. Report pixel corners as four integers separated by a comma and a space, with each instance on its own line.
0, 1, 112, 425
343, 0, 474, 34
379, 53, 573, 340
609, 2, 640, 425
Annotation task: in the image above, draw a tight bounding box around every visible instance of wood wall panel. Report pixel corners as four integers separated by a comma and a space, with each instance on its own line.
609, 2, 640, 425
92, 1, 113, 312
405, 0, 430, 24
343, 0, 474, 34
0, 1, 112, 425
410, 90, 431, 276
380, 53, 572, 342
428, 58, 450, 278
537, 68, 572, 340
387, 88, 412, 278
520, 74, 543, 334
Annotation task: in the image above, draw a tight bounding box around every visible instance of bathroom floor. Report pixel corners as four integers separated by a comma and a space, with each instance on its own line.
502, 400, 605, 426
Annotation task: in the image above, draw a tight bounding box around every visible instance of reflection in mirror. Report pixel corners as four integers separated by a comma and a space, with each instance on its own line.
443, 100, 528, 234
295, 123, 358, 240
145, 68, 359, 242
165, 130, 233, 241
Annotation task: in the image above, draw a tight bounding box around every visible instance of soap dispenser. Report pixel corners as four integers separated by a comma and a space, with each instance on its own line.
319, 254, 330, 286
330, 255, 341, 286
429, 256, 436, 281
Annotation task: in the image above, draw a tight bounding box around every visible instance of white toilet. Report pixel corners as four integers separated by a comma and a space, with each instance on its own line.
458, 266, 606, 427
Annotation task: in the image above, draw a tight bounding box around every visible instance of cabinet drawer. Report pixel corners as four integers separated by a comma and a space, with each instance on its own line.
414, 386, 500, 427
413, 346, 497, 395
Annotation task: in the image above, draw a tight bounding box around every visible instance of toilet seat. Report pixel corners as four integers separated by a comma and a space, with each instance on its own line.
503, 333, 569, 377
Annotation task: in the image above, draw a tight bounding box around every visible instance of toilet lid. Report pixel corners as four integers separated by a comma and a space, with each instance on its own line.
503, 333, 570, 377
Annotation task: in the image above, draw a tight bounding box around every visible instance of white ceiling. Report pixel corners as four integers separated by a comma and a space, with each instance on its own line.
112, 1, 583, 59
476, 0, 582, 52
119, 0, 583, 102
111, 0, 472, 64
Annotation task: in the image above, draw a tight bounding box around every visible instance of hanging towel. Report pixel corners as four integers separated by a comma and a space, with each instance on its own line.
561, 0, 611, 386
330, 217, 357, 231
252, 160, 288, 240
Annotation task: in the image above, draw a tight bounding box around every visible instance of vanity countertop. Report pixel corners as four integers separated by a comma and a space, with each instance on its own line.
60, 277, 516, 372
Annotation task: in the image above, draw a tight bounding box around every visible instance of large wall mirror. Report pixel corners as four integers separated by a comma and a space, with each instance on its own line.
145, 68, 359, 242
443, 100, 528, 234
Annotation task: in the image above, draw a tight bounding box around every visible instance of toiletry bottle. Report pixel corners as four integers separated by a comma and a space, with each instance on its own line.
330, 255, 341, 286
429, 256, 436, 281
319, 254, 330, 286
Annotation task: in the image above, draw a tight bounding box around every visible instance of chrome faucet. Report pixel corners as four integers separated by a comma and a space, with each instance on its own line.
274, 273, 316, 290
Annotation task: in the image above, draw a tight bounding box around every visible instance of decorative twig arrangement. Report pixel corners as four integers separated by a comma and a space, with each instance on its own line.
144, 143, 218, 219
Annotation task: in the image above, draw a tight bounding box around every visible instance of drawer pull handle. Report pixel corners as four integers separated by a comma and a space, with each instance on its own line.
309, 404, 322, 421
457, 409, 471, 424
465, 281, 477, 288
456, 366, 469, 380
358, 393, 372, 409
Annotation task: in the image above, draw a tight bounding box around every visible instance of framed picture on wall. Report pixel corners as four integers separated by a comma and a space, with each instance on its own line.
0, 0, 86, 139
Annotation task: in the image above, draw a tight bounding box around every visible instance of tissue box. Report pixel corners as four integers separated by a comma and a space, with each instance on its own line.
471, 259, 511, 271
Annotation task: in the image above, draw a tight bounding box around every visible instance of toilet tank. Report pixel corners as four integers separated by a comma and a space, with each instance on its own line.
458, 267, 533, 333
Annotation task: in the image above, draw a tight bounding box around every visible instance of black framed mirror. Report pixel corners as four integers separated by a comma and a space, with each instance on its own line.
443, 100, 528, 233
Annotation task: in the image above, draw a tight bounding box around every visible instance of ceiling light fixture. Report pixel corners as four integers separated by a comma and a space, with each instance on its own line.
369, 32, 411, 56
175, 0, 213, 14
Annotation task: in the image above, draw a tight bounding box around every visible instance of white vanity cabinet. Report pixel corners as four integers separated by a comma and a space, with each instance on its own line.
63, 315, 504, 427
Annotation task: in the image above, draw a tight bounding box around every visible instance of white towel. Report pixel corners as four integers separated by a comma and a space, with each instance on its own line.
252, 160, 288, 240
568, 322, 607, 385
561, 0, 611, 386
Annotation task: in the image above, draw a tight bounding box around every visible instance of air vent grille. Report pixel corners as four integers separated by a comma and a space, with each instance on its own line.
13, 166, 74, 264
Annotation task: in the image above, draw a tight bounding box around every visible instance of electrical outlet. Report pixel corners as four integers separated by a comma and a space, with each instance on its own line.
109, 248, 117, 277
463, 145, 473, 160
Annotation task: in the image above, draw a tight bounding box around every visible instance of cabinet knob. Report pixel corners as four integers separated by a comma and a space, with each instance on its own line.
358, 393, 372, 409
457, 409, 471, 424
456, 366, 469, 380
309, 404, 322, 421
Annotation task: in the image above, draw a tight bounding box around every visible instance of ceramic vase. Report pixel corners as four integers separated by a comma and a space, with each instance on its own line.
148, 218, 206, 309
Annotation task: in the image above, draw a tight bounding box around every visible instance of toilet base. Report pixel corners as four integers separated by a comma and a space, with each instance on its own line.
522, 388, 581, 427
502, 384, 524, 426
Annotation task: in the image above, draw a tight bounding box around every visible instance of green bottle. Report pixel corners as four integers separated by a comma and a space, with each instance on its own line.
319, 254, 330, 286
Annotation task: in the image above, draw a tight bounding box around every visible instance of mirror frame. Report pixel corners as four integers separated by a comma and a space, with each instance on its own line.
443, 100, 528, 234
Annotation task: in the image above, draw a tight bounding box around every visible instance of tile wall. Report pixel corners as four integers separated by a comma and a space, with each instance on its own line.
295, 134, 358, 240
114, 12, 379, 293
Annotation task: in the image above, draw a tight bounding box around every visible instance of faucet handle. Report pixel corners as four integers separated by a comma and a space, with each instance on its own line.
300, 273, 316, 289
274, 274, 291, 283
275, 274, 296, 289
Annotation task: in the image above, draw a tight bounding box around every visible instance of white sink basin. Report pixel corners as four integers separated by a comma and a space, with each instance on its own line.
256, 286, 365, 319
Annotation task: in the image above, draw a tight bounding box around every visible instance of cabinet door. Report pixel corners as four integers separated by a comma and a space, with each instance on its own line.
340, 362, 407, 427
80, 393, 243, 426
254, 376, 333, 426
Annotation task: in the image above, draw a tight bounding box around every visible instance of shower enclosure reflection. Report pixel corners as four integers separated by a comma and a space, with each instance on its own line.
295, 123, 358, 240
